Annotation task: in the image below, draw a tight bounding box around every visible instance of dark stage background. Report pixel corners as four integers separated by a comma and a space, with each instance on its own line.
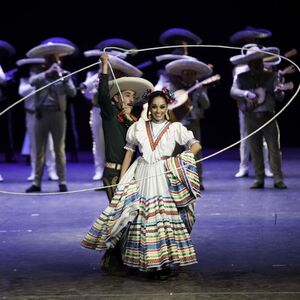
1, 0, 299, 155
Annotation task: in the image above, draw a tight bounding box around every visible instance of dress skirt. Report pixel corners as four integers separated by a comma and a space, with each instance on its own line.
81, 156, 197, 271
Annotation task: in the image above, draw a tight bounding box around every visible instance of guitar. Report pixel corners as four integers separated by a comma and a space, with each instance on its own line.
240, 81, 295, 112
257, 81, 294, 101
141, 74, 220, 121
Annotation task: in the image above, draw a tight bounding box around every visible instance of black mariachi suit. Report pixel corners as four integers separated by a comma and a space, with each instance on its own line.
98, 73, 135, 201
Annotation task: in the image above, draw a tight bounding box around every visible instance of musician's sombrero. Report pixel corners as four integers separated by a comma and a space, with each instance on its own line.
26, 42, 75, 58
95, 38, 137, 52
83, 52, 142, 77
84, 38, 137, 60
229, 27, 272, 44
159, 28, 202, 45
84, 49, 127, 59
109, 77, 154, 105
16, 58, 45, 67
41, 37, 79, 56
239, 43, 281, 66
0, 40, 16, 57
155, 54, 194, 63
165, 57, 213, 79
230, 46, 280, 65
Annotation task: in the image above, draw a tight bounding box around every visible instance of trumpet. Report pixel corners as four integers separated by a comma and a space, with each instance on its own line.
78, 73, 99, 94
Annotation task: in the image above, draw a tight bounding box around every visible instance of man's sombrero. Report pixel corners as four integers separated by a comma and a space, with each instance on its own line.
41, 37, 79, 56
95, 38, 137, 51
165, 58, 213, 79
83, 51, 142, 77
84, 38, 137, 59
109, 77, 154, 105
83, 49, 126, 59
107, 55, 142, 77
230, 46, 280, 65
229, 27, 272, 44
155, 54, 194, 63
159, 28, 202, 45
26, 42, 75, 58
0, 40, 16, 57
16, 58, 45, 67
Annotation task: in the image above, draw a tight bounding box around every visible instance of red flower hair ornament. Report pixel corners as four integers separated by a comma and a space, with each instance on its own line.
142, 87, 176, 104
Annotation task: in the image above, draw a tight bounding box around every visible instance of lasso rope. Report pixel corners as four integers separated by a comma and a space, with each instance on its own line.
0, 44, 299, 196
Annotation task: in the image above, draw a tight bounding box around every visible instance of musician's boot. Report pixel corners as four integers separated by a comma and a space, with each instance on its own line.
235, 168, 249, 178
250, 180, 264, 189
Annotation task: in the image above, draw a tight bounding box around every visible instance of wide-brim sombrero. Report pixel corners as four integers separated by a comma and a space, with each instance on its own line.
165, 58, 213, 79
109, 77, 154, 105
26, 42, 75, 58
95, 38, 137, 51
83, 49, 127, 60
159, 28, 202, 45
83, 51, 142, 77
229, 27, 272, 44
41, 37, 79, 56
155, 54, 194, 63
94, 38, 137, 56
16, 58, 45, 67
230, 46, 280, 65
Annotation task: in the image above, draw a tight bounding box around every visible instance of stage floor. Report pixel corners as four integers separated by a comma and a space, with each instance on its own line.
1, 148, 300, 299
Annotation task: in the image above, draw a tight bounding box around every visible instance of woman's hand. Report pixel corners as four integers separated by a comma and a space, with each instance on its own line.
189, 142, 201, 156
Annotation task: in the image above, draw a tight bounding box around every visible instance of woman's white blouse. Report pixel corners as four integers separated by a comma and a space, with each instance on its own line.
125, 118, 197, 164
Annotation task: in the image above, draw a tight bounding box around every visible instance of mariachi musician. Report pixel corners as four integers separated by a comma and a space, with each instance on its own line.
164, 57, 214, 191
25, 40, 77, 193
230, 46, 287, 190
